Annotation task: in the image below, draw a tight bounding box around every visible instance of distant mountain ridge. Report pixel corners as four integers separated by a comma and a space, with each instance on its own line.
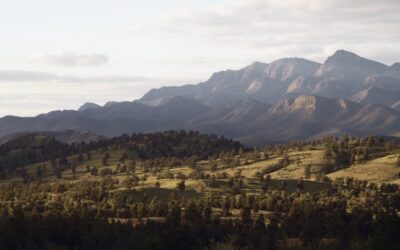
138, 50, 399, 108
1, 50, 399, 145
139, 57, 321, 107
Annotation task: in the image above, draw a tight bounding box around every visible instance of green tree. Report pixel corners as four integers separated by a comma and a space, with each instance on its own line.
102, 153, 110, 166
177, 180, 185, 191
304, 165, 311, 179
240, 207, 252, 226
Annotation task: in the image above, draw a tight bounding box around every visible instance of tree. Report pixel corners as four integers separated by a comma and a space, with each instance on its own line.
90, 166, 99, 176
228, 177, 234, 188
211, 162, 218, 172
240, 207, 252, 226
223, 199, 231, 216
262, 180, 269, 193
280, 180, 287, 191
119, 152, 128, 163
128, 158, 136, 174
253, 214, 266, 230
100, 168, 113, 177
255, 171, 263, 182
297, 179, 304, 190
166, 204, 181, 226
78, 153, 84, 162
283, 153, 290, 167
71, 165, 77, 179
177, 180, 185, 191
58, 156, 68, 166
123, 177, 134, 189
183, 202, 201, 224
119, 165, 127, 173
55, 168, 62, 179
304, 165, 311, 179
102, 153, 110, 166
266, 213, 281, 250
36, 166, 43, 178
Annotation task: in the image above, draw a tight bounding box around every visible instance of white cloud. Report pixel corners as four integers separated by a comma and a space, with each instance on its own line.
0, 70, 57, 82
142, 0, 400, 64
0, 70, 155, 84
0, 69, 204, 117
31, 51, 110, 67
0, 81, 158, 117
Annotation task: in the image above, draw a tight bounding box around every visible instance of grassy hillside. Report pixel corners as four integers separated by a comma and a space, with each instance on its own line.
3, 134, 400, 188
0, 132, 400, 249
328, 153, 400, 183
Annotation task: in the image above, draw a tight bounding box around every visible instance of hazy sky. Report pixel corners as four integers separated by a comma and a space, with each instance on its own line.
1, 0, 400, 117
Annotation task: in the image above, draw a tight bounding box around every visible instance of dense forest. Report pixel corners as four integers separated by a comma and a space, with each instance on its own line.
0, 131, 399, 249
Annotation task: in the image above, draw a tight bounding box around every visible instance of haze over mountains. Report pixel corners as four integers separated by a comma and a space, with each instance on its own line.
1, 50, 400, 145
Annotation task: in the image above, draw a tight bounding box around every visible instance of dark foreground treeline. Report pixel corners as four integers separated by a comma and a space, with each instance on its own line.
0, 206, 399, 250
1, 177, 400, 250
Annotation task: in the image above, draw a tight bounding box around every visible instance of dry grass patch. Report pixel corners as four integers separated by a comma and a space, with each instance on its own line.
328, 154, 400, 183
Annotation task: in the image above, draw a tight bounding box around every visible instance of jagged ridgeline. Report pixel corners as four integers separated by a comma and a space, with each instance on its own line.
1, 50, 400, 146
0, 130, 248, 176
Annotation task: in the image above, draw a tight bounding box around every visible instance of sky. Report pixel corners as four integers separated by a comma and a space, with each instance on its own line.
1, 0, 400, 117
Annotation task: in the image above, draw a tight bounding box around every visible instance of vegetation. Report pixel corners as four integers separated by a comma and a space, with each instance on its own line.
0, 132, 399, 249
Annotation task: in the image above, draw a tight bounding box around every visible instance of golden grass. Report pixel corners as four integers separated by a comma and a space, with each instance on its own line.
270, 150, 325, 179
328, 153, 400, 183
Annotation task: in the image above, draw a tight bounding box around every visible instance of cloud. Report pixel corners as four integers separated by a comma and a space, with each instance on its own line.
0, 70, 166, 117
31, 51, 110, 67
0, 70, 58, 82
0, 81, 161, 117
58, 75, 156, 84
0, 70, 156, 84
141, 0, 400, 64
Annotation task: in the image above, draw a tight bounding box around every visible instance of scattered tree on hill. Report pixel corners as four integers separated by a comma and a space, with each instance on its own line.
78, 153, 84, 162
102, 153, 110, 166
211, 162, 218, 172
177, 180, 186, 191
304, 164, 311, 179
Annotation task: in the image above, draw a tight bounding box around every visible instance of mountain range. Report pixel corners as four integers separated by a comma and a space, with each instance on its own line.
1, 50, 399, 145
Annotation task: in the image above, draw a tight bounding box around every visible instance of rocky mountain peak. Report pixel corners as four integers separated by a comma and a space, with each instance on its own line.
315, 50, 389, 83
265, 58, 320, 83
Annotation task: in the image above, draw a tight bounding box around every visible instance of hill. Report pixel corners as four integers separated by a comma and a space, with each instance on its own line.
0, 132, 399, 249
0, 129, 103, 145
1, 95, 399, 146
